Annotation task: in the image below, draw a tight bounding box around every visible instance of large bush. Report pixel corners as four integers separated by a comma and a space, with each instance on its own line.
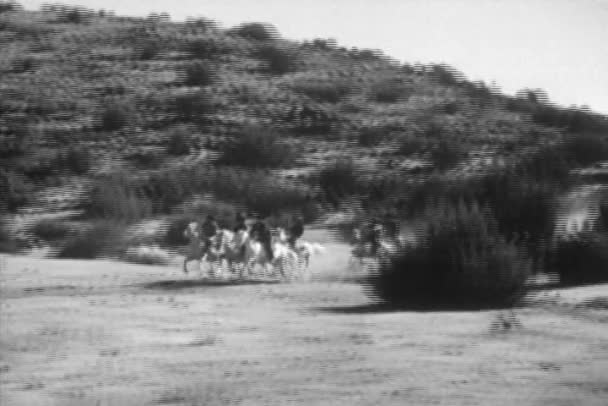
57, 222, 124, 259
85, 174, 153, 222
256, 45, 295, 75
318, 158, 359, 207
367, 202, 532, 308
552, 232, 608, 285
0, 170, 31, 212
370, 78, 412, 103
173, 90, 214, 122
166, 125, 192, 156
230, 22, 277, 41
99, 104, 132, 131
218, 126, 295, 168
31, 218, 73, 242
292, 79, 351, 103
183, 61, 215, 87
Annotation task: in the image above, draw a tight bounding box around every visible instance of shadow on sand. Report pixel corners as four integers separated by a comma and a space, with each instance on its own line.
142, 278, 281, 291
315, 301, 521, 314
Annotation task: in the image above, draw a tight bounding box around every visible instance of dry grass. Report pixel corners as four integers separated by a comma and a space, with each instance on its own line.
1, 231, 607, 405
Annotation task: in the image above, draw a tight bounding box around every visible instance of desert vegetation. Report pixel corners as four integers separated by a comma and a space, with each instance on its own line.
0, 2, 606, 300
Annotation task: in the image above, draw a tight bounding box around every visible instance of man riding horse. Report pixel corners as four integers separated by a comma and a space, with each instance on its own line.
250, 217, 273, 262
286, 216, 305, 250
200, 215, 219, 254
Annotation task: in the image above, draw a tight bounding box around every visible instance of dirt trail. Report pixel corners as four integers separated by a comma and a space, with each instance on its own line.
1, 237, 608, 405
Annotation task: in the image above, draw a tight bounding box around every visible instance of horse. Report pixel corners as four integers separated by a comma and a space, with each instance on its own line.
275, 227, 326, 275
213, 228, 250, 275
183, 221, 205, 274
242, 237, 281, 278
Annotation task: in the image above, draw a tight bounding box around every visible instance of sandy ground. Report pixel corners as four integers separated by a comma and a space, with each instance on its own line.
1, 234, 608, 406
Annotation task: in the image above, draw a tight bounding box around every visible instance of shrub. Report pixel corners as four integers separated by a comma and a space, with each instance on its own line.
368, 202, 531, 308
85, 174, 153, 222
0, 217, 17, 253
184, 38, 230, 59
174, 91, 214, 121
164, 216, 194, 246
31, 218, 73, 242
319, 158, 359, 206
0, 170, 31, 212
398, 135, 428, 156
357, 126, 390, 147
125, 148, 164, 169
218, 125, 295, 168
60, 146, 92, 174
166, 126, 192, 156
429, 139, 466, 170
11, 56, 38, 73
599, 200, 608, 232
256, 45, 295, 75
137, 39, 163, 60
292, 80, 351, 103
231, 22, 276, 41
183, 61, 215, 87
552, 232, 608, 285
0, 2, 21, 13
99, 104, 132, 131
370, 79, 412, 103
57, 222, 124, 259
561, 133, 608, 167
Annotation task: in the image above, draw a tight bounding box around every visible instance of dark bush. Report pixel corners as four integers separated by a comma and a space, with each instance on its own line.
292, 80, 351, 103
184, 38, 231, 59
370, 79, 412, 103
231, 22, 276, 41
561, 133, 608, 167
553, 232, 608, 285
427, 64, 463, 86
125, 148, 164, 169
398, 135, 428, 156
99, 104, 132, 131
599, 200, 608, 232
256, 45, 295, 75
0, 133, 28, 158
368, 202, 531, 308
319, 158, 359, 206
429, 139, 465, 170
218, 125, 295, 168
0, 218, 17, 253
31, 218, 72, 241
85, 174, 153, 222
0, 170, 31, 212
357, 126, 390, 147
60, 146, 92, 174
173, 91, 214, 121
0, 2, 21, 13
164, 216, 194, 246
57, 222, 124, 259
183, 61, 215, 87
284, 103, 337, 134
11, 56, 38, 73
166, 126, 192, 156
137, 39, 163, 60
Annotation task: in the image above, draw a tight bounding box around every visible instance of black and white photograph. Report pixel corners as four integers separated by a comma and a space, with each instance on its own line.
1, 0, 607, 404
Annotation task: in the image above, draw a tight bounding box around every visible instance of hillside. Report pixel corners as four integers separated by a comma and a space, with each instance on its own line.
1, 2, 608, 257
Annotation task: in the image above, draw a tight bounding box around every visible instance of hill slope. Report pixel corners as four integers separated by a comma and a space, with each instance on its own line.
1, 2, 608, 254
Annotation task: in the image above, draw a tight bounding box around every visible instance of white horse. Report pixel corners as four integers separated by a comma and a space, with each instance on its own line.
275, 227, 326, 274
213, 228, 250, 275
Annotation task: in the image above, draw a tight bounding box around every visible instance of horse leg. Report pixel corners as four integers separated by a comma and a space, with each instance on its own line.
183, 257, 189, 274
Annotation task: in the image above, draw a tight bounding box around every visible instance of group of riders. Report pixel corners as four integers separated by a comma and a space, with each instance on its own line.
184, 209, 402, 275
185, 212, 305, 273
